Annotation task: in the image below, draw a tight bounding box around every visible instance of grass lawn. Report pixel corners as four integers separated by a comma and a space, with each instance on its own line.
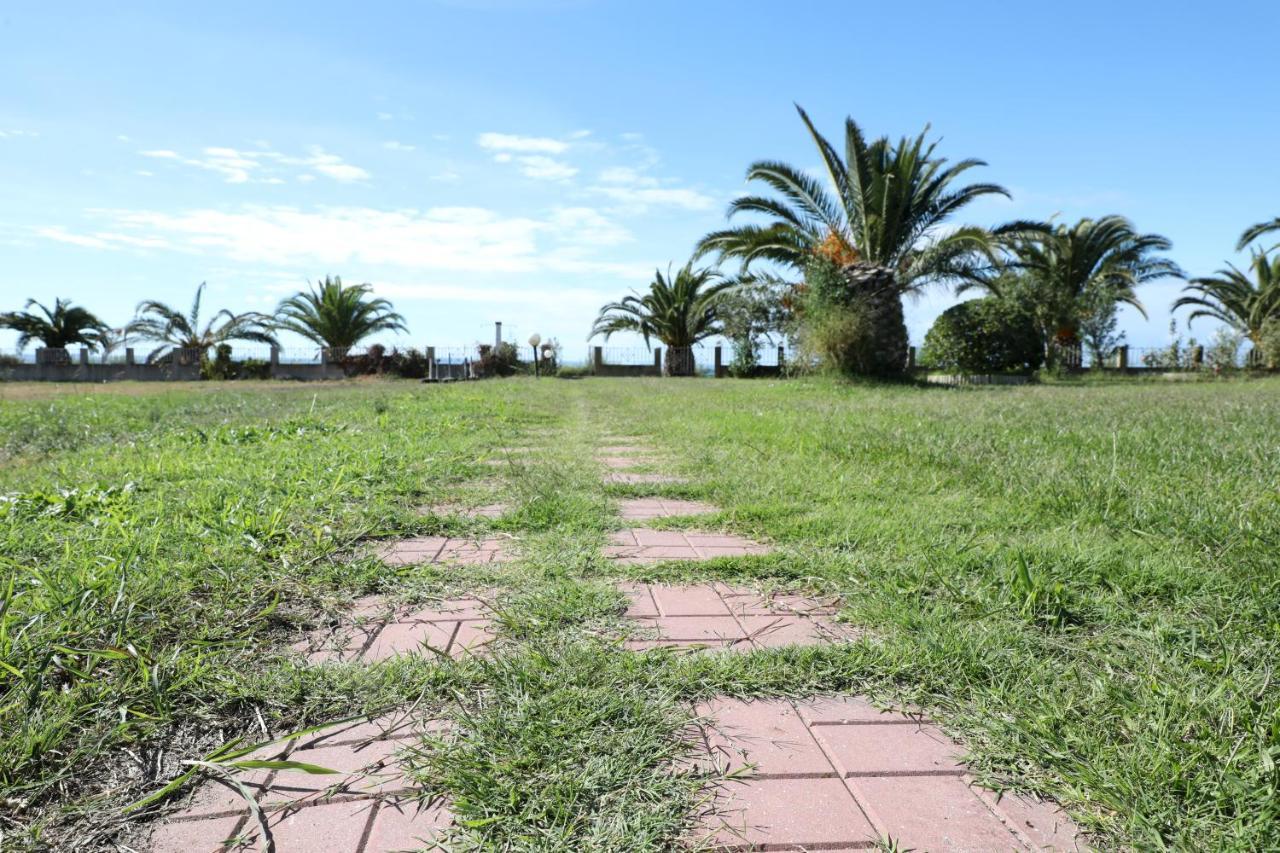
2, 376, 1278, 850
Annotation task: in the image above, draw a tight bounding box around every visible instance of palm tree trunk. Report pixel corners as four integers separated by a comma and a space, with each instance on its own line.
664, 346, 695, 376
840, 264, 908, 376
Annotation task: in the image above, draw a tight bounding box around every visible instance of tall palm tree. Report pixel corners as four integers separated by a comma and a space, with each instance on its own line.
590, 262, 735, 375
0, 298, 106, 353
974, 216, 1182, 365
274, 277, 407, 353
1237, 218, 1280, 251
130, 282, 277, 362
1174, 250, 1280, 347
697, 105, 1021, 375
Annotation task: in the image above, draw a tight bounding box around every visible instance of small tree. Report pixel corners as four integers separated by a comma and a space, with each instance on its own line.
0, 298, 106, 351
131, 283, 276, 362
590, 261, 736, 376
920, 297, 1043, 374
717, 277, 789, 376
1077, 286, 1126, 367
274, 277, 407, 352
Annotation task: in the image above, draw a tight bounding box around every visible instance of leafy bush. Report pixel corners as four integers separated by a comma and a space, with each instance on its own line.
478, 342, 523, 377
201, 344, 236, 380
1255, 318, 1280, 369
920, 298, 1043, 374
238, 358, 271, 380
340, 345, 431, 378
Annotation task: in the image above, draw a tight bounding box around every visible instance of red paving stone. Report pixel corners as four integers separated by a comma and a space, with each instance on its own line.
147, 715, 452, 852
376, 535, 512, 567
297, 597, 496, 663
604, 529, 770, 563
617, 497, 719, 520
692, 698, 1085, 852
619, 583, 855, 652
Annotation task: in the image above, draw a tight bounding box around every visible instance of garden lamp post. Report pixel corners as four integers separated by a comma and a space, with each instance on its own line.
529, 333, 541, 378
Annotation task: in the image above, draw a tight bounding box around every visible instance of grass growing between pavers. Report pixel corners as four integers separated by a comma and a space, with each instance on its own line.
2, 376, 1279, 850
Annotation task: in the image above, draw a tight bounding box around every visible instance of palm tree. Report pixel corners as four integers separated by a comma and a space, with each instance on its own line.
975, 216, 1182, 365
1175, 250, 1280, 348
1237, 218, 1280, 251
130, 282, 277, 363
590, 262, 735, 375
697, 105, 1020, 375
0, 298, 106, 357
274, 277, 407, 355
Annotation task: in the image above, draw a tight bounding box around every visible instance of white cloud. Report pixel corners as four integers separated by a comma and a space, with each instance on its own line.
515, 155, 577, 180
477, 132, 569, 154
376, 112, 394, 121
589, 185, 716, 211
0, 129, 39, 139
382, 140, 416, 151
39, 204, 642, 277
304, 148, 370, 182
597, 166, 656, 186
135, 145, 369, 184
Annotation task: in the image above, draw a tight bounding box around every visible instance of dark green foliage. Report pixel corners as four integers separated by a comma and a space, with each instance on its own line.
697, 106, 1022, 377
1175, 249, 1280, 345
590, 262, 735, 376
274, 276, 407, 350
130, 282, 277, 362
477, 341, 522, 377
340, 345, 432, 378
921, 297, 1043, 374
0, 298, 107, 350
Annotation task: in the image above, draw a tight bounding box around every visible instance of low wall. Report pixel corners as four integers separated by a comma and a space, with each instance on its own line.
593, 364, 661, 377
1, 362, 201, 382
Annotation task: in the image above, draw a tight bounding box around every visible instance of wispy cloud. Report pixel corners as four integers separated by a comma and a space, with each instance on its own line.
0, 129, 39, 139
515, 155, 577, 180
137, 145, 370, 184
36, 204, 643, 277
382, 140, 416, 151
586, 165, 716, 211
477, 132, 569, 154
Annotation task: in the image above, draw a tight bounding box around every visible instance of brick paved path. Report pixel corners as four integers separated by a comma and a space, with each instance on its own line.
692, 697, 1083, 851
142, 438, 1083, 851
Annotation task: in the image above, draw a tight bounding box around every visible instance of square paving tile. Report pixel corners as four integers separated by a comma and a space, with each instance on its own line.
604, 530, 769, 564
632, 615, 749, 644
364, 798, 454, 851
617, 497, 719, 520
851, 775, 1019, 851
376, 536, 512, 567
696, 698, 834, 777
298, 597, 497, 664
812, 721, 965, 777
688, 697, 1081, 852
697, 776, 875, 850
148, 813, 247, 853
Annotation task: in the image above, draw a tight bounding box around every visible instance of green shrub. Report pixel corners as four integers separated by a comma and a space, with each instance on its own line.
201, 344, 235, 380
1255, 318, 1280, 369
237, 358, 271, 380
478, 342, 523, 377
921, 298, 1043, 374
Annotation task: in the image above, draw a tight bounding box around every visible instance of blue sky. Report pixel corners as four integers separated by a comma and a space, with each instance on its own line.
2, 0, 1277, 357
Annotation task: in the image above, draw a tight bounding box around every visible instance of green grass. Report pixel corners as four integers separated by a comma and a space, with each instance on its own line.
2, 376, 1278, 850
